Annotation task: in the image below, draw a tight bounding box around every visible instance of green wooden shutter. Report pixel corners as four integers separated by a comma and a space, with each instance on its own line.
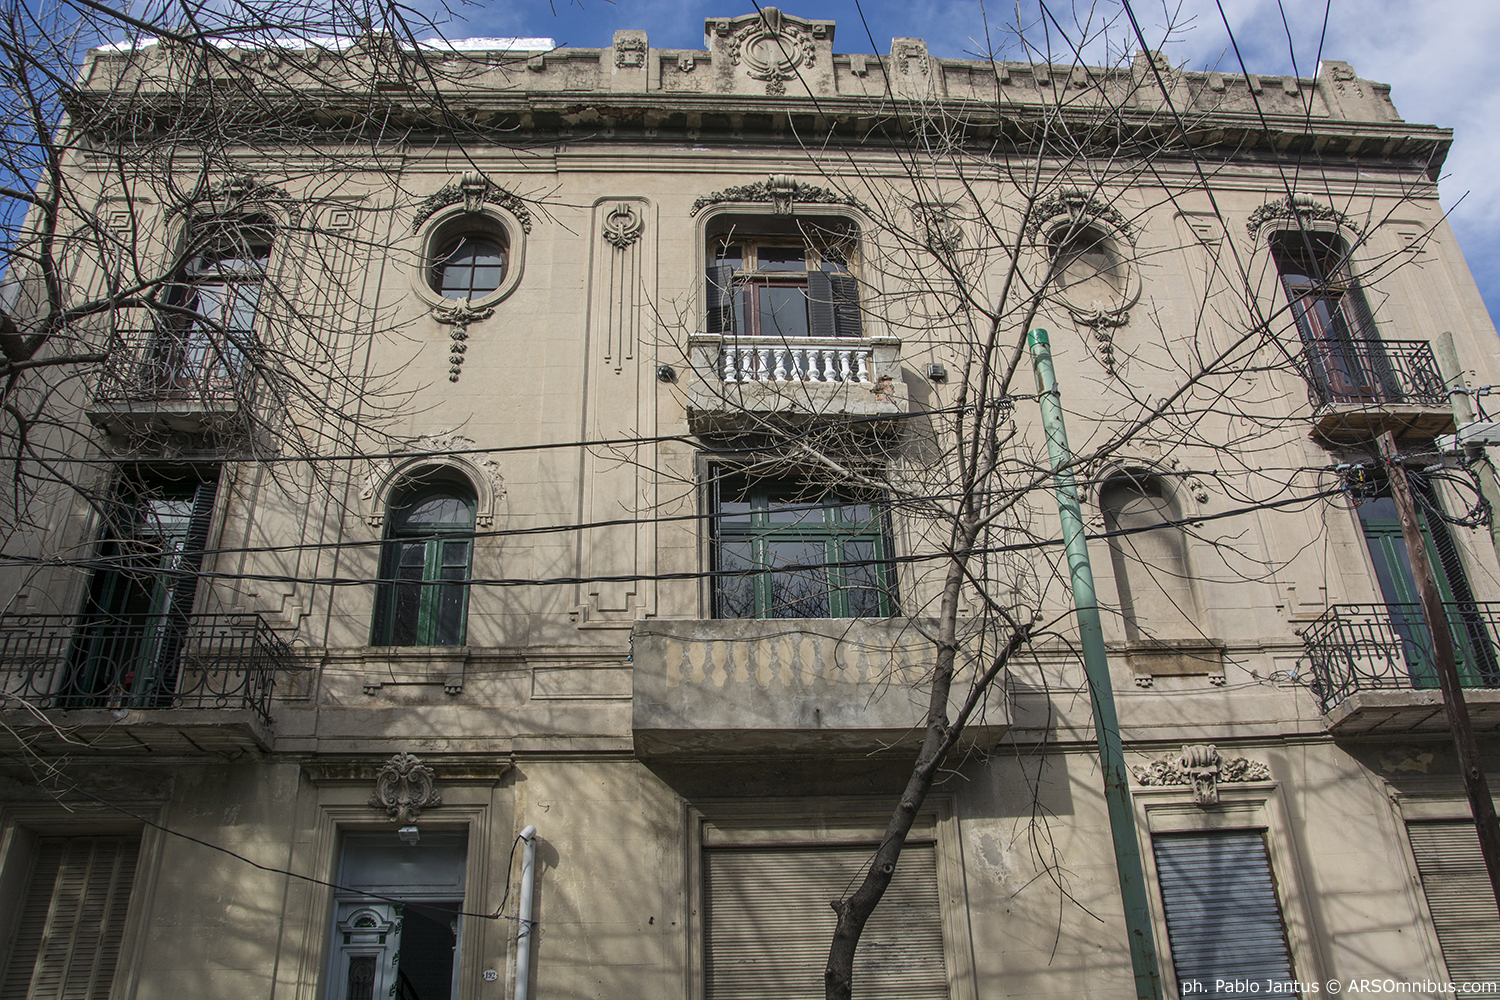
0, 836, 140, 1000
806, 271, 837, 339
830, 274, 863, 338
703, 843, 947, 1000
1153, 831, 1297, 998
1407, 821, 1500, 984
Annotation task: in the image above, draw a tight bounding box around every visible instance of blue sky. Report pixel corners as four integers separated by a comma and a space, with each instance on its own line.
445, 0, 1500, 333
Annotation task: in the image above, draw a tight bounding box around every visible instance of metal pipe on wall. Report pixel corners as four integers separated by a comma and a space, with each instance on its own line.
514, 825, 538, 1000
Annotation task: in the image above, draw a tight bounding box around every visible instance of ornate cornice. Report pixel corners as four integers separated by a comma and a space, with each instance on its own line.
1132, 744, 1272, 805
690, 173, 863, 217
412, 170, 533, 233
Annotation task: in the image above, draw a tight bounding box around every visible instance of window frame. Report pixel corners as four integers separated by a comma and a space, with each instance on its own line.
1132, 781, 1323, 999
429, 233, 508, 301
153, 216, 272, 397
703, 216, 865, 340
710, 473, 896, 620
372, 477, 478, 647
411, 202, 525, 311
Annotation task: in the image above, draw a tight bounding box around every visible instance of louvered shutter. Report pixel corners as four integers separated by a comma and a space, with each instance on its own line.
829, 274, 863, 338
152, 475, 219, 701
703, 843, 947, 1000
1153, 831, 1297, 998
0, 836, 140, 1000
1407, 821, 1500, 983
806, 272, 837, 339
707, 264, 736, 334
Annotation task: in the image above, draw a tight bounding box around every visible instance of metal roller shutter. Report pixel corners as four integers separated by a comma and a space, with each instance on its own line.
704, 843, 947, 1000
1407, 821, 1500, 983
0, 836, 140, 1000
1153, 830, 1297, 997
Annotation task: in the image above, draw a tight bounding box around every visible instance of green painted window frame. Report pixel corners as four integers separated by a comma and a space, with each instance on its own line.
712, 476, 895, 620
373, 482, 476, 646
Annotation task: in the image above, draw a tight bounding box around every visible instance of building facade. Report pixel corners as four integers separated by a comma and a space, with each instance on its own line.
2, 9, 1499, 1000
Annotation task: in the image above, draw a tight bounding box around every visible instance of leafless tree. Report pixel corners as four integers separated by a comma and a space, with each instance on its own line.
664, 7, 1462, 998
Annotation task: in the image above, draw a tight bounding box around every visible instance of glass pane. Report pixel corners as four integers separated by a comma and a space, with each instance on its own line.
835, 502, 874, 526
757, 246, 806, 271
717, 501, 752, 526
766, 539, 829, 618
434, 541, 469, 646
840, 539, 884, 617
715, 540, 757, 618
390, 543, 426, 645
346, 956, 376, 1000
758, 285, 810, 338
765, 494, 824, 526
395, 493, 473, 528
437, 237, 506, 299
709, 244, 742, 271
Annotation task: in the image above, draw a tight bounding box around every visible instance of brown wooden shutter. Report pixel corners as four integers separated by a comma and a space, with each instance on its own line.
0, 836, 140, 1000
703, 843, 947, 1000
1407, 821, 1500, 984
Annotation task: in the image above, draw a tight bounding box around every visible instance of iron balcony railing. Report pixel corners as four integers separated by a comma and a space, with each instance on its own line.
1302, 338, 1447, 409
1301, 602, 1500, 713
0, 612, 290, 725
95, 330, 249, 402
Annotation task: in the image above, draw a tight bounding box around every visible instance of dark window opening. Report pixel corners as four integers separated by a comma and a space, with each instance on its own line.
705, 222, 863, 340
373, 474, 477, 646
66, 466, 220, 709
432, 235, 507, 300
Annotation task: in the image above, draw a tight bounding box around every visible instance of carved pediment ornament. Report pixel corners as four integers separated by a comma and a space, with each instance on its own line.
690, 174, 863, 217
369, 752, 442, 824
1131, 744, 1272, 806
411, 171, 533, 234
1024, 190, 1134, 246
724, 6, 818, 96
614, 35, 646, 69
362, 430, 506, 529
1246, 195, 1362, 239
602, 203, 644, 249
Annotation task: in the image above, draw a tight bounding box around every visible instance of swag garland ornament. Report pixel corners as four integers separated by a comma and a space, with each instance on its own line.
1131, 743, 1271, 806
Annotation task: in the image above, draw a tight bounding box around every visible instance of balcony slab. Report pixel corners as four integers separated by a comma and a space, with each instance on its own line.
0, 707, 273, 754
1322, 688, 1500, 737
631, 618, 1008, 757
1311, 403, 1454, 445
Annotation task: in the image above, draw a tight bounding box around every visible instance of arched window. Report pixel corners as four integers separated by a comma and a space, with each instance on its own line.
373, 475, 476, 646
1100, 473, 1199, 644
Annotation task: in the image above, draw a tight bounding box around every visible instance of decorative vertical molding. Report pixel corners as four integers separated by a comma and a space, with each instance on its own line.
577, 198, 656, 623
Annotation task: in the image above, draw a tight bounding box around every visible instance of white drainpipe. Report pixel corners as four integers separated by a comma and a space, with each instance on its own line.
514, 825, 538, 1000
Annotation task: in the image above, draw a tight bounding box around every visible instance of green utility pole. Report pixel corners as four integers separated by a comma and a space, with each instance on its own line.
1027, 328, 1163, 1000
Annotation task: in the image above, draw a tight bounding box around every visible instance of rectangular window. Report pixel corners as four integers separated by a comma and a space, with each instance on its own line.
713, 475, 894, 619
703, 842, 947, 1000
0, 835, 140, 1000
1152, 830, 1298, 998
706, 234, 863, 341
1406, 821, 1500, 985
149, 216, 271, 398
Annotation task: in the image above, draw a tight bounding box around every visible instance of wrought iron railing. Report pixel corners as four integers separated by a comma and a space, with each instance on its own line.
95, 330, 249, 402
719, 336, 872, 384
0, 613, 289, 725
1302, 338, 1447, 409
1301, 602, 1500, 713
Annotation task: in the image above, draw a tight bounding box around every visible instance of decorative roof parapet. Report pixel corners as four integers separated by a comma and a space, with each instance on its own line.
690, 173, 863, 217
1131, 743, 1272, 806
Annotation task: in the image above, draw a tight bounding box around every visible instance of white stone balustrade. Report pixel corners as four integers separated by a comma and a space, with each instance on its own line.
718, 337, 872, 383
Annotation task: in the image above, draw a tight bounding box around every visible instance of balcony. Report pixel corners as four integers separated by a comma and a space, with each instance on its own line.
631, 618, 1008, 757
1301, 602, 1500, 735
0, 612, 290, 752
684, 334, 907, 436
1302, 338, 1453, 443
87, 330, 246, 438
